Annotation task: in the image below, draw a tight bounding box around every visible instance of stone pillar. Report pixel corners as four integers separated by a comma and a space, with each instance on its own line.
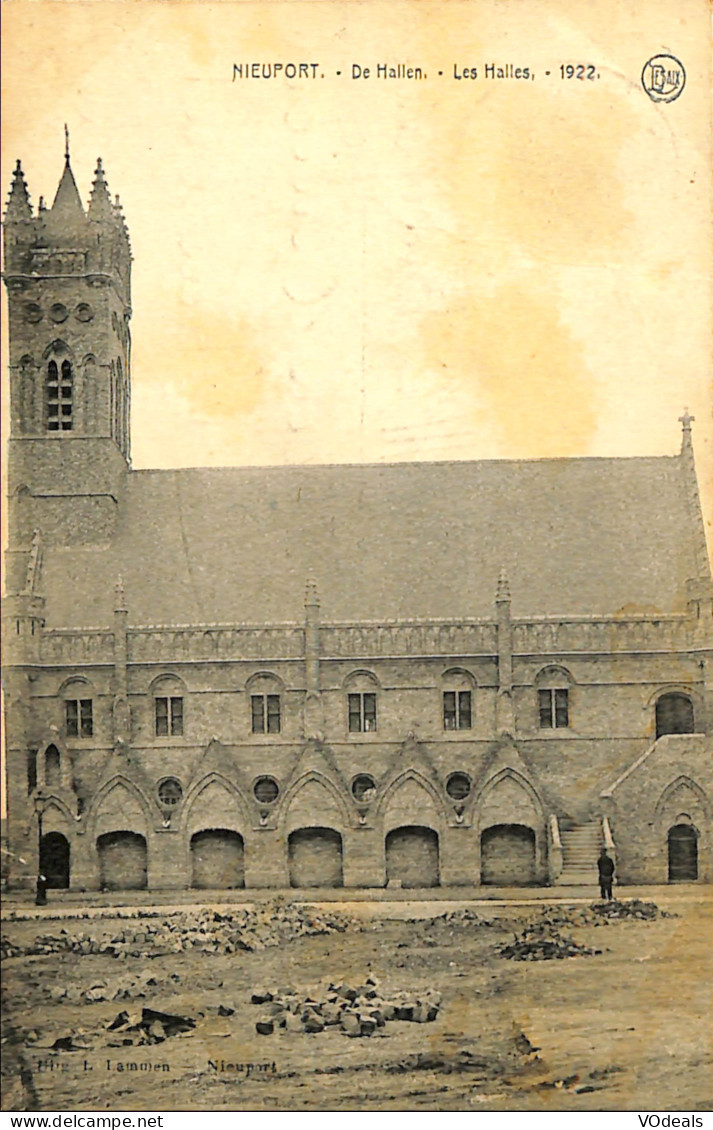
303, 577, 324, 739
70, 830, 101, 891
495, 569, 515, 736
148, 828, 189, 889
440, 825, 480, 886
342, 826, 384, 887
112, 577, 131, 749
244, 830, 290, 887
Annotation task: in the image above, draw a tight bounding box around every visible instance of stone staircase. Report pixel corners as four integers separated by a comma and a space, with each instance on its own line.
556, 820, 603, 886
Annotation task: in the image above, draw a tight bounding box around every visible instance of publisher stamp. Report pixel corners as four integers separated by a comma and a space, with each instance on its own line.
641, 54, 686, 102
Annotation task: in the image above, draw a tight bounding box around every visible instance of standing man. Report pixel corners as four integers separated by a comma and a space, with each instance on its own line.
35, 872, 48, 906
597, 847, 615, 901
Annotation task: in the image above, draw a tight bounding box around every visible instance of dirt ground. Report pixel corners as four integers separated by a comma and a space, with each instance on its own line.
2, 895, 712, 1112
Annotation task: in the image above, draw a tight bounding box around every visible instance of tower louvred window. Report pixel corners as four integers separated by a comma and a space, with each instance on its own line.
46, 359, 73, 431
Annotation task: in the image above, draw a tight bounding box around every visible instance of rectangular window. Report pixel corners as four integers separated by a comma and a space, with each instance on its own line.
555, 688, 569, 728
348, 692, 377, 733
251, 694, 281, 734
66, 699, 93, 738
155, 696, 183, 736
443, 690, 472, 730
539, 688, 569, 729
267, 694, 281, 734
66, 699, 78, 737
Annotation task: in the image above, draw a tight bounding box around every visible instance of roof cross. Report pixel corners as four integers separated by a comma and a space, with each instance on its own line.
679, 409, 695, 433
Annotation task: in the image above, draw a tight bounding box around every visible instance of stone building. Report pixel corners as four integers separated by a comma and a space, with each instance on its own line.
2, 150, 712, 893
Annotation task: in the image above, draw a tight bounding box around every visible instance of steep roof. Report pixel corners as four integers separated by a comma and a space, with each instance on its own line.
40, 452, 704, 629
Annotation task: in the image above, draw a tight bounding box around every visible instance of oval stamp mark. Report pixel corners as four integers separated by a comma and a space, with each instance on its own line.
641, 54, 686, 102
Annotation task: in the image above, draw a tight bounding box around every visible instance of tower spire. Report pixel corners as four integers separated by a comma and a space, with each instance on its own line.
679, 408, 695, 453
50, 130, 84, 221
4, 160, 32, 222
87, 158, 113, 220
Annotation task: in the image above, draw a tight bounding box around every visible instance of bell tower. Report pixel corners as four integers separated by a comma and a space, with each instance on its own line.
3, 135, 132, 591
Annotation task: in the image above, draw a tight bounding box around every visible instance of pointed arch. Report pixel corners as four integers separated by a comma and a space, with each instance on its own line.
180, 772, 252, 835
39, 795, 78, 831
87, 773, 153, 839
375, 767, 446, 820
42, 339, 74, 361
280, 769, 352, 832
474, 766, 545, 830
655, 775, 708, 822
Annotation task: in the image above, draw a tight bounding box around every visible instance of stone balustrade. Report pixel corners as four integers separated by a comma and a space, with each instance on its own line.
36, 612, 695, 667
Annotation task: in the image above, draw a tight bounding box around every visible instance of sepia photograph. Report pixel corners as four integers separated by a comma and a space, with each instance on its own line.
1, 0, 711, 1116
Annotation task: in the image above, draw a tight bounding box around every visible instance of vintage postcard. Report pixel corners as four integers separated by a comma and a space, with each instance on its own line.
1, 0, 711, 1117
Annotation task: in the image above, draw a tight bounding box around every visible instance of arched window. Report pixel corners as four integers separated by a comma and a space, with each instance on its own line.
62, 678, 94, 739
535, 666, 571, 729
442, 668, 475, 731
45, 745, 61, 788
656, 693, 695, 739
152, 676, 184, 737
345, 672, 379, 733
157, 777, 183, 807
46, 359, 73, 431
248, 673, 282, 735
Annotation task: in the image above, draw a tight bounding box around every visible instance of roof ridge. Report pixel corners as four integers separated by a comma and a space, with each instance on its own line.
126, 452, 681, 476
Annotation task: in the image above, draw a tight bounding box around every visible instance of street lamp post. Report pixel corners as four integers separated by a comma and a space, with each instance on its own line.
34, 792, 47, 906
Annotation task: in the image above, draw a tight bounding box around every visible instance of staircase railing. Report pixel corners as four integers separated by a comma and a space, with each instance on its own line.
602, 814, 616, 871
548, 814, 563, 884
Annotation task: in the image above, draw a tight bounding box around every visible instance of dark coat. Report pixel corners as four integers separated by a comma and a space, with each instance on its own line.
597, 853, 615, 878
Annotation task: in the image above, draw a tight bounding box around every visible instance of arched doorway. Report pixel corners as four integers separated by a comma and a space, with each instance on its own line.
385, 826, 439, 888
97, 831, 147, 890
190, 829, 245, 889
288, 827, 343, 888
656, 694, 695, 738
40, 832, 70, 889
668, 824, 698, 881
481, 823, 536, 885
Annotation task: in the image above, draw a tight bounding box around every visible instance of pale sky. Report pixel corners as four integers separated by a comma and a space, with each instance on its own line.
2, 0, 712, 545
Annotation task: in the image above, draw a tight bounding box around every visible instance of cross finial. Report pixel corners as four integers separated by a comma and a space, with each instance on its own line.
679, 409, 694, 433
64, 124, 70, 164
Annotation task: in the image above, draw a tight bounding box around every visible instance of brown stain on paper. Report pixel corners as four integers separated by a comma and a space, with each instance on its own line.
421, 283, 597, 456
151, 294, 272, 421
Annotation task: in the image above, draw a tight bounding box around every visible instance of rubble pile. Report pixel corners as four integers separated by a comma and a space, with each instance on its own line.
589, 899, 671, 922
498, 923, 602, 961
250, 974, 442, 1037
415, 908, 496, 931
1, 902, 360, 962
105, 1006, 196, 1046
48, 969, 181, 1005
522, 900, 671, 933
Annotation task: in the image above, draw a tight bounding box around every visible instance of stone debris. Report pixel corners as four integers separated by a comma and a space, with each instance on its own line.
46, 969, 181, 1005
105, 1007, 196, 1045
1, 902, 359, 963
497, 923, 602, 961
521, 900, 673, 933
415, 908, 496, 930
252, 974, 442, 1037
589, 899, 674, 922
